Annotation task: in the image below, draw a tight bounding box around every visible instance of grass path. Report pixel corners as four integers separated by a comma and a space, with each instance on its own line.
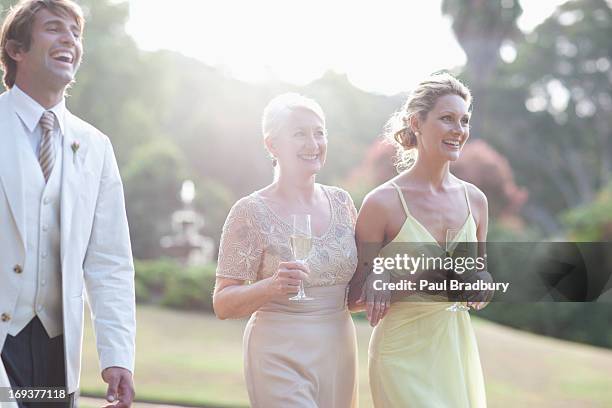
78, 306, 612, 407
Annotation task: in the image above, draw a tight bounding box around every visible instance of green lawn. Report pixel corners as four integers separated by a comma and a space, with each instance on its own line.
79, 305, 612, 407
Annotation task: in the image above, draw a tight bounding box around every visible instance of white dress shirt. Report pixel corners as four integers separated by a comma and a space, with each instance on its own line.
6, 85, 66, 338
9, 85, 66, 156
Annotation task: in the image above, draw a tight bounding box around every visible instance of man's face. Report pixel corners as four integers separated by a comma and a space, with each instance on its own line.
16, 7, 83, 90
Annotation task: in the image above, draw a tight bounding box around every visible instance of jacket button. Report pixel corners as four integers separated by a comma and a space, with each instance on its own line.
1, 313, 10, 322
13, 264, 23, 274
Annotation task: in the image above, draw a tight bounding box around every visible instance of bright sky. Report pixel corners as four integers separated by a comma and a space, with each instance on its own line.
126, 0, 569, 95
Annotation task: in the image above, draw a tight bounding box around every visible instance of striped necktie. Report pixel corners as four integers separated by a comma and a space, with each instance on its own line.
39, 111, 56, 183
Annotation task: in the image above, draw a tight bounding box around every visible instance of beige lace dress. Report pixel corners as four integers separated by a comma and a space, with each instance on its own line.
217, 184, 359, 408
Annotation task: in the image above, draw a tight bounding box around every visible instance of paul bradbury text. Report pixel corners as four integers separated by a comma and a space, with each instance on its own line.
372, 278, 510, 294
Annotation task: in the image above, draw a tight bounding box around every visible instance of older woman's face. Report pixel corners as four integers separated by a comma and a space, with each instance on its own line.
416, 94, 470, 162
273, 108, 327, 176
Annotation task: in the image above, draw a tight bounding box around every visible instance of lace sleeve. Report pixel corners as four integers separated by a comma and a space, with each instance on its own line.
334, 187, 358, 227
346, 190, 358, 227
216, 197, 263, 281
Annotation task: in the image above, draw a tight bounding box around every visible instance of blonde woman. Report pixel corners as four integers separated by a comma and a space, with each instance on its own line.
213, 93, 358, 407
349, 73, 491, 407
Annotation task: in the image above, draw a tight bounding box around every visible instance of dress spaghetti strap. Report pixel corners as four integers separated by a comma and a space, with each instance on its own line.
462, 182, 472, 215
390, 181, 410, 217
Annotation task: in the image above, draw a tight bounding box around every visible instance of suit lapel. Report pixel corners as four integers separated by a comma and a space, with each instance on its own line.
0, 93, 27, 250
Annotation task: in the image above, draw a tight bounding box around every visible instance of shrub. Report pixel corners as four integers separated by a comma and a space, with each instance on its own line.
134, 258, 216, 312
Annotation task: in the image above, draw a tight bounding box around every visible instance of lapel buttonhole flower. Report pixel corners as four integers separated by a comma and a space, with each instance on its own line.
71, 140, 80, 165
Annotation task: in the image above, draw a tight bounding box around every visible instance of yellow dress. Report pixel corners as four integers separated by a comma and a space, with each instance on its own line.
368, 181, 487, 408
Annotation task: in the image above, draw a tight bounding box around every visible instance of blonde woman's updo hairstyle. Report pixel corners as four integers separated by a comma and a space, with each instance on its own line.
262, 93, 326, 167
384, 73, 472, 171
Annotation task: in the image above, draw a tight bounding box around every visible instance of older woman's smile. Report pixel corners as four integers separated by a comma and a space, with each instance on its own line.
298, 153, 320, 161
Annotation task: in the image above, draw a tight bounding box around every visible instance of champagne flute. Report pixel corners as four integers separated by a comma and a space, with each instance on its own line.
289, 214, 314, 301
445, 228, 470, 312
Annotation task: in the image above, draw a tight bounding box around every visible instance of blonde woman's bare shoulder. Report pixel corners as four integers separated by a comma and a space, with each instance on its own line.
462, 181, 488, 219
356, 183, 399, 242
361, 182, 401, 213
462, 181, 487, 205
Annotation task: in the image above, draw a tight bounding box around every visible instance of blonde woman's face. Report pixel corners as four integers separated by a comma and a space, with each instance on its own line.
416, 94, 470, 162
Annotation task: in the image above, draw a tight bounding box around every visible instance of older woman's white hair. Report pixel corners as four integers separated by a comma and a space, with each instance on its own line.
261, 92, 326, 167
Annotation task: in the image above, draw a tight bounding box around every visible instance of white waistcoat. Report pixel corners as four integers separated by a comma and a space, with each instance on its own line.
8, 136, 63, 338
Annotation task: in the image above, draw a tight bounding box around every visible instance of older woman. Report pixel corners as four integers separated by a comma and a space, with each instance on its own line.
213, 93, 358, 407
349, 73, 491, 407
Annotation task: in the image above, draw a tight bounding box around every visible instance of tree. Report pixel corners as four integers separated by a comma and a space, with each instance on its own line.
442, 0, 523, 141
485, 0, 612, 233
123, 140, 188, 259
442, 0, 523, 83
452, 140, 528, 225
68, 0, 164, 166
192, 177, 235, 251
564, 182, 612, 241
343, 139, 397, 207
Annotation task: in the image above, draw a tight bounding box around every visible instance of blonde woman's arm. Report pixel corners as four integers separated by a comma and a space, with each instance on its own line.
348, 188, 391, 326
466, 183, 493, 310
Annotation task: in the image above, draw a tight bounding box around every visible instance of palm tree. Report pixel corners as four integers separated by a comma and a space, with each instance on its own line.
442, 0, 523, 81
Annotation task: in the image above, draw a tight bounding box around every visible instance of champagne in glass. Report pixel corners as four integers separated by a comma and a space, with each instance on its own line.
445, 228, 470, 312
290, 214, 314, 301
290, 234, 312, 263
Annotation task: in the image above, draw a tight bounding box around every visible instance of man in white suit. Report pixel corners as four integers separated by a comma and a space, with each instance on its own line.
0, 1, 135, 407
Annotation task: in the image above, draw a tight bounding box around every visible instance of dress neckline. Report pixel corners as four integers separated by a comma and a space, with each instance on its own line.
389, 181, 474, 249
253, 184, 335, 240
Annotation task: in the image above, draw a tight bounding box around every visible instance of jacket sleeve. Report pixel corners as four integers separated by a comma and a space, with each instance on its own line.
82, 135, 136, 373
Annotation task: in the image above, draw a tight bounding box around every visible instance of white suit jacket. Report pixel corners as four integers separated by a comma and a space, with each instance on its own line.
0, 91, 136, 394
